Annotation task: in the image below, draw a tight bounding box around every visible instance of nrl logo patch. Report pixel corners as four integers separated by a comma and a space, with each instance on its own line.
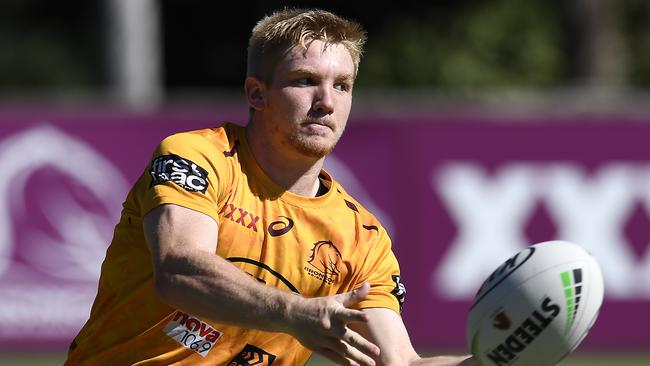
391, 275, 406, 312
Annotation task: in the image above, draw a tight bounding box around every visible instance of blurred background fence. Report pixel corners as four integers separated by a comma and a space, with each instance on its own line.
1, 0, 649, 362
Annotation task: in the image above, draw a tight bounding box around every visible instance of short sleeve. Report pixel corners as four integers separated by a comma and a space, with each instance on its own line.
355, 228, 405, 314
138, 132, 232, 223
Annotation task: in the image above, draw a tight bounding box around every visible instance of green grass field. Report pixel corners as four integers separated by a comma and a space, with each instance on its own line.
4, 351, 648, 366
307, 352, 650, 366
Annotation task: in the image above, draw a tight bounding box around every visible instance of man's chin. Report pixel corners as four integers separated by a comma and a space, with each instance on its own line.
288, 136, 336, 159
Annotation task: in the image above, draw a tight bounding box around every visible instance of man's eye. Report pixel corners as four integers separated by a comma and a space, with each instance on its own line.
295, 78, 315, 86
335, 83, 350, 92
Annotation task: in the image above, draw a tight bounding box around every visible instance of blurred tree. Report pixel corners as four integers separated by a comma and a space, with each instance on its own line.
357, 0, 567, 92
1, 0, 650, 99
565, 0, 628, 88
0, 0, 104, 92
622, 0, 650, 87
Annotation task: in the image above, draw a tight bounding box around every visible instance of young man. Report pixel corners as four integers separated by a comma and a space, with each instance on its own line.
66, 8, 476, 366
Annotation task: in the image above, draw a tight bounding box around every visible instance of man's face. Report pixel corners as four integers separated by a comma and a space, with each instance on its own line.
262, 39, 355, 159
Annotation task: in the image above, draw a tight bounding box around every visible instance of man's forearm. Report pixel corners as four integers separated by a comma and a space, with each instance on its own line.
154, 246, 295, 333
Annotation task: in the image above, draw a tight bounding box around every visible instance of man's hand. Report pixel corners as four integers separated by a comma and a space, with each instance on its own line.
286, 283, 380, 366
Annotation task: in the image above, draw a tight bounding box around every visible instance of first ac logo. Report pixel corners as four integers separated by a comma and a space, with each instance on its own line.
150, 154, 209, 193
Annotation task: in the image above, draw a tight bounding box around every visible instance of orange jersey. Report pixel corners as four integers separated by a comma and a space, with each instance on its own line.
65, 123, 404, 366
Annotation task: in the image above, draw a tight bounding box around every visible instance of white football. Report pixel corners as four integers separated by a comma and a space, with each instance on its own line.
466, 240, 604, 366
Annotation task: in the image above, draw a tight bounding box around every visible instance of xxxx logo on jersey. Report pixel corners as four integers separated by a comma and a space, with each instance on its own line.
219, 203, 260, 232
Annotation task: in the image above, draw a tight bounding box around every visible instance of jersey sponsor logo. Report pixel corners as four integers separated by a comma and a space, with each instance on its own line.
228, 344, 276, 366
391, 275, 406, 312
268, 216, 294, 237
304, 240, 342, 285
163, 311, 223, 357
219, 203, 260, 232
150, 154, 209, 193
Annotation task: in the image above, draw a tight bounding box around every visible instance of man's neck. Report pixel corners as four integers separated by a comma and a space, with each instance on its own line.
246, 122, 324, 198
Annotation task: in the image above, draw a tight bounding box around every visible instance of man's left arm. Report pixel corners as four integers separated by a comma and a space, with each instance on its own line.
351, 308, 477, 366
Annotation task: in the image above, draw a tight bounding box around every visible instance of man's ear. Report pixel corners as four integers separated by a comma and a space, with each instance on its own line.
245, 76, 266, 111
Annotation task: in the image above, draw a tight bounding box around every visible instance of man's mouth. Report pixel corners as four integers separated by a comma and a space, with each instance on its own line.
302, 119, 333, 131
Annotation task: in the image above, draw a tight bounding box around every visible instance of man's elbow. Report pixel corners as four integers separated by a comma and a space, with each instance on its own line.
151, 259, 181, 306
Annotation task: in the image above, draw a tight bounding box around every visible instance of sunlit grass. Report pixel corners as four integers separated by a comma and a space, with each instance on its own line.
306, 351, 650, 366
3, 351, 648, 365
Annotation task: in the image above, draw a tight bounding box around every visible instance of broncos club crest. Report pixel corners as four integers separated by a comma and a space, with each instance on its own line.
304, 240, 342, 285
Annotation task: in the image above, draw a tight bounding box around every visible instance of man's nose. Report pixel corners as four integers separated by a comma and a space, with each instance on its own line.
313, 84, 334, 115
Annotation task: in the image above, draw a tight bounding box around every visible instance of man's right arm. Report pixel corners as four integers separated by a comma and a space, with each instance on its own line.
143, 203, 380, 366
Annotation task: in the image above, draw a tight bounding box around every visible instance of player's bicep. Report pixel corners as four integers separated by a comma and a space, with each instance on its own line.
351, 307, 419, 366
143, 203, 219, 271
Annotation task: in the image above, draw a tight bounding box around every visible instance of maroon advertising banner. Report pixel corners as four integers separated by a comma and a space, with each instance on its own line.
0, 111, 648, 352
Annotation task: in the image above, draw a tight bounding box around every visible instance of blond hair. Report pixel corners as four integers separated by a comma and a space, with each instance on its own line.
247, 8, 367, 83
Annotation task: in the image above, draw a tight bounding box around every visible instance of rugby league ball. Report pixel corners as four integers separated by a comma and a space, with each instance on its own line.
467, 240, 604, 366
